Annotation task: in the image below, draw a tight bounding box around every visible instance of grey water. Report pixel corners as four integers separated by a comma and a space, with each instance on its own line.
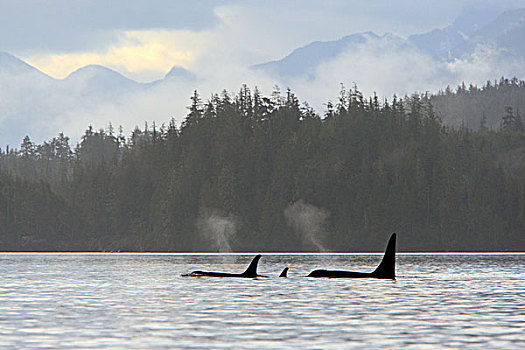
0, 253, 523, 349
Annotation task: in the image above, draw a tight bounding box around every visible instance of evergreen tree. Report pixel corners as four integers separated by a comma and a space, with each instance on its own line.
0, 84, 524, 252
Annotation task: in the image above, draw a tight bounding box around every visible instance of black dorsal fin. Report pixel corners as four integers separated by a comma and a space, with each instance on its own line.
371, 233, 396, 279
241, 255, 261, 277
279, 267, 289, 277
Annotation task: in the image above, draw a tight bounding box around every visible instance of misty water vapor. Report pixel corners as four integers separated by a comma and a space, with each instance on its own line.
284, 200, 330, 252
196, 209, 238, 252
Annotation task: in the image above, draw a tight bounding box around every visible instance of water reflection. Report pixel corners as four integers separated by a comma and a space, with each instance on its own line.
0, 253, 523, 349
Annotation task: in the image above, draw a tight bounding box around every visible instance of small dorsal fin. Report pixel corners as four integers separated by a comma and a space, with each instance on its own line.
279, 267, 289, 277
241, 255, 261, 277
371, 233, 396, 279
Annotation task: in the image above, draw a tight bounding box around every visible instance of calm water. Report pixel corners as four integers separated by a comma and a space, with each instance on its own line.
0, 253, 523, 349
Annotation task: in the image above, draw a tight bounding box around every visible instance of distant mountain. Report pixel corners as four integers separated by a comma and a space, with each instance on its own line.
253, 32, 402, 79
408, 26, 466, 59
0, 52, 58, 148
0, 54, 196, 148
164, 65, 196, 81
408, 8, 499, 59
0, 52, 53, 79
252, 30, 430, 79
65, 64, 138, 87
453, 8, 525, 58
62, 64, 145, 103
253, 8, 525, 78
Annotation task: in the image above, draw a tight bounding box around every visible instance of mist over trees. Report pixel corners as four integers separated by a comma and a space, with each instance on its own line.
432, 77, 525, 131
0, 83, 524, 252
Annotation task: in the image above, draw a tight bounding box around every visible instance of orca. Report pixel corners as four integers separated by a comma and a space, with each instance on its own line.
307, 233, 396, 279
279, 267, 289, 278
181, 254, 264, 278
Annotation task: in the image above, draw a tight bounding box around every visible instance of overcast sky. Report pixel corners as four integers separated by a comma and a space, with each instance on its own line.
1, 0, 524, 81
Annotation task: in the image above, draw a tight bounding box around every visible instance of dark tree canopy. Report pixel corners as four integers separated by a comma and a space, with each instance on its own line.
1, 84, 524, 252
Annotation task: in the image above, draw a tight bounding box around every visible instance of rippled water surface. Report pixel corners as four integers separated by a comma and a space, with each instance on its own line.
0, 253, 523, 349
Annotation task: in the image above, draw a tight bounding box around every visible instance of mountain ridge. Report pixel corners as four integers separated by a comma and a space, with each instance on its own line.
253, 7, 525, 78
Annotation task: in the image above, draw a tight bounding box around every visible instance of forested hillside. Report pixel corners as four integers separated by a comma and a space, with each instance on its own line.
432, 77, 525, 130
1, 85, 524, 252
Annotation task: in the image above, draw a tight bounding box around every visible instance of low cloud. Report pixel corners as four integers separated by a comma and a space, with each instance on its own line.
285, 37, 525, 114
447, 44, 525, 85
287, 35, 447, 110
3, 32, 525, 148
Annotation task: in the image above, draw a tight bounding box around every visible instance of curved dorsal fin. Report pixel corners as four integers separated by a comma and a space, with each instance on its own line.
241, 254, 261, 277
279, 267, 289, 277
371, 233, 396, 279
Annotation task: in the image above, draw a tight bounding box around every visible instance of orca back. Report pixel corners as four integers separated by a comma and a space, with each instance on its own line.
371, 233, 396, 279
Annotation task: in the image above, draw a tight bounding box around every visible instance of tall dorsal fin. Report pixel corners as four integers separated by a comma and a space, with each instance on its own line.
279, 267, 289, 277
371, 233, 396, 279
241, 255, 261, 277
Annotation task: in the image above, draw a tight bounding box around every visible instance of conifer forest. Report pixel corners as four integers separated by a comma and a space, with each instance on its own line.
1, 81, 524, 252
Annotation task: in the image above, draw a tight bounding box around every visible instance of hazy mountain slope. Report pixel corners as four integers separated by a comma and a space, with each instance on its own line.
164, 65, 196, 81
253, 8, 525, 76
0, 55, 196, 148
408, 8, 499, 59
0, 52, 52, 79
0, 52, 59, 148
252, 32, 378, 78
453, 9, 525, 58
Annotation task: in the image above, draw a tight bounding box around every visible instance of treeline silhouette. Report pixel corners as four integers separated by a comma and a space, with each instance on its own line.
432, 77, 525, 130
1, 85, 524, 252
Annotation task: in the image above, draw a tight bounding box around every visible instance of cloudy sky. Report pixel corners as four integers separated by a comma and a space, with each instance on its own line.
2, 0, 525, 146
2, 0, 522, 82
